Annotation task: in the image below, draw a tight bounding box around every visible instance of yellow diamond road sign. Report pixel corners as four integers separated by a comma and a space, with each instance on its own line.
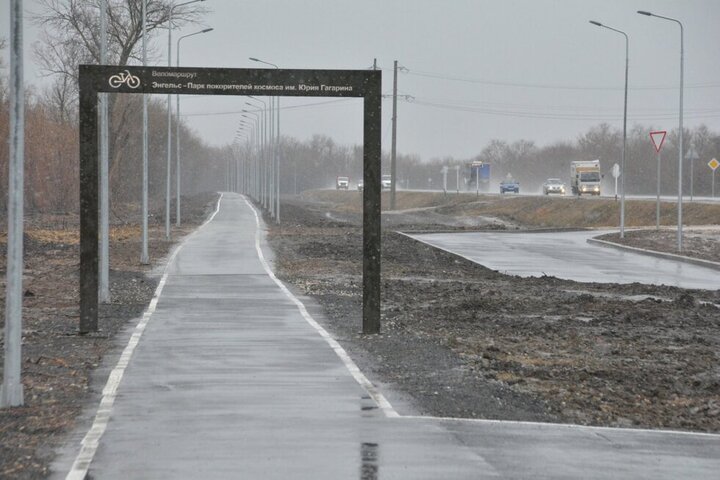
709, 158, 719, 171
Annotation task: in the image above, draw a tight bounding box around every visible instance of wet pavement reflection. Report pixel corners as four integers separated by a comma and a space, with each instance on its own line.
360, 442, 379, 480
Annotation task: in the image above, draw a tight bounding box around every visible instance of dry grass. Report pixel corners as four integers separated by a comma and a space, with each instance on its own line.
302, 190, 720, 229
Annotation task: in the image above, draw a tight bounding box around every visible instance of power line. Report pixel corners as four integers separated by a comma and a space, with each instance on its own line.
409, 98, 720, 121
410, 94, 720, 114
180, 98, 356, 117
404, 68, 720, 91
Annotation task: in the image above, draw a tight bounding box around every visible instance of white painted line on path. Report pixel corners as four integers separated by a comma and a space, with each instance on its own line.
399, 415, 720, 438
242, 196, 400, 418
65, 194, 224, 480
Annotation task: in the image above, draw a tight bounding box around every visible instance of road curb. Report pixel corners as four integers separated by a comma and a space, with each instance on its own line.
587, 237, 720, 272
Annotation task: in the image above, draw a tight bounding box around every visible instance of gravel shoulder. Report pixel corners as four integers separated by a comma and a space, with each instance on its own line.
268, 195, 720, 433
0, 193, 218, 479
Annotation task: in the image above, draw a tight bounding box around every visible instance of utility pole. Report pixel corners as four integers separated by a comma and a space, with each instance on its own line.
390, 60, 398, 210
2, 0, 25, 408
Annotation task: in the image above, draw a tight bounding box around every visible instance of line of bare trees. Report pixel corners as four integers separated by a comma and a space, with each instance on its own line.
0, 0, 228, 217
272, 124, 720, 196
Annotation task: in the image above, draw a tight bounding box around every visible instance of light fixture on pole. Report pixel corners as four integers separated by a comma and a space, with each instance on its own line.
175, 27, 214, 226
166, 0, 207, 239
638, 10, 685, 252
589, 20, 629, 239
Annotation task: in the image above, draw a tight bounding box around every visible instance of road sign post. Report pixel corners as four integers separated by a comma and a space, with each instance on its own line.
612, 163, 620, 200
686, 147, 699, 201
650, 130, 667, 231
441, 166, 448, 196
709, 158, 719, 198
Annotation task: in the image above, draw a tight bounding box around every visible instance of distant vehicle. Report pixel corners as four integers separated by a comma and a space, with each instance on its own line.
357, 180, 364, 191
381, 174, 392, 190
570, 160, 601, 196
542, 178, 566, 195
336, 176, 349, 190
499, 179, 520, 194
465, 161, 491, 191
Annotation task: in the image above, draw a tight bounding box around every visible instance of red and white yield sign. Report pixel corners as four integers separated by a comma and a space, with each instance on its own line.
650, 130, 667, 153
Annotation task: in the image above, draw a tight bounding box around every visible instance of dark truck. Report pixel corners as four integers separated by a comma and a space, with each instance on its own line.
465, 161, 491, 191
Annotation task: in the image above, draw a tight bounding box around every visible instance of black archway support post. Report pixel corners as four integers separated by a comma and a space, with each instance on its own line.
79, 71, 99, 334
362, 74, 381, 334
77, 65, 382, 335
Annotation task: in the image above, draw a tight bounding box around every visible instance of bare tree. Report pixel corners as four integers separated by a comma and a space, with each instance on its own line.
32, 0, 208, 200
33, 0, 207, 79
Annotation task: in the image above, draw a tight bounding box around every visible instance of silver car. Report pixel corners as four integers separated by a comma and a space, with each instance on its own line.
543, 178, 566, 195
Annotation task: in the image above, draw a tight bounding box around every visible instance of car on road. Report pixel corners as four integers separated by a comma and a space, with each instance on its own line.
382, 174, 392, 190
499, 179, 520, 194
357, 180, 364, 191
542, 178, 566, 195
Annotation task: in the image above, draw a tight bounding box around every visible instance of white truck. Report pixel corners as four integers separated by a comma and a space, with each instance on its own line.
570, 160, 601, 196
336, 176, 350, 190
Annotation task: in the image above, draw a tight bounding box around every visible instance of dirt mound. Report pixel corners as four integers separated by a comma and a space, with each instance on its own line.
301, 189, 720, 229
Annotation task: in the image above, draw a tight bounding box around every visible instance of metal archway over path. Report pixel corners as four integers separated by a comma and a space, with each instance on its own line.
78, 65, 382, 334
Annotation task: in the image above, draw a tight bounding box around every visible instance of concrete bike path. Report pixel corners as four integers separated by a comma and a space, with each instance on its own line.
58, 193, 719, 479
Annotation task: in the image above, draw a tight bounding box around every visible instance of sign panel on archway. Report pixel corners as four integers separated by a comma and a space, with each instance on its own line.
78, 65, 382, 334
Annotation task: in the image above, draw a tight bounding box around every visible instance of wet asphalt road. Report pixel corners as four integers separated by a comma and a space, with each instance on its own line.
409, 230, 719, 291
53, 194, 720, 479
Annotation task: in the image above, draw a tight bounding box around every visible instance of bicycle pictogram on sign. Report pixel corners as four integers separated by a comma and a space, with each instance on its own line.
108, 70, 141, 89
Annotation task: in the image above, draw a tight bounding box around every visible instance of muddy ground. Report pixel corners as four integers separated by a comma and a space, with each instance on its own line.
1, 190, 717, 478
268, 193, 720, 432
0, 193, 218, 479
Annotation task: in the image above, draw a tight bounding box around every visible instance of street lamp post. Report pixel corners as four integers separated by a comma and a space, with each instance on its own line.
238, 121, 254, 195
589, 20, 629, 239
242, 113, 261, 200
141, 0, 149, 264
2, 0, 25, 408
235, 131, 249, 193
240, 120, 258, 199
250, 57, 281, 223
242, 110, 263, 204
99, 0, 110, 302
246, 99, 270, 214
175, 27, 213, 225
638, 10, 684, 252
166, 0, 206, 239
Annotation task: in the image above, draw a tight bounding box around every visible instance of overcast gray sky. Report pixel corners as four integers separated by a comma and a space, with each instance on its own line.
3, 0, 720, 160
